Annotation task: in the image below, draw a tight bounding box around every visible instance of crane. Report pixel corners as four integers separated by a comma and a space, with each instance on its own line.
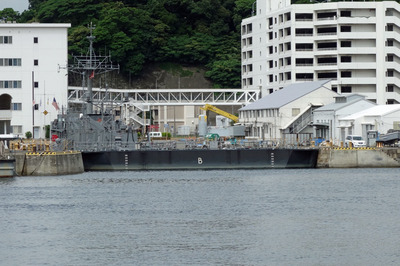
200, 104, 239, 123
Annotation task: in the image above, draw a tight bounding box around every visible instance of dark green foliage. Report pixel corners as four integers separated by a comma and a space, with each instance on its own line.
25, 131, 32, 139
0, 8, 20, 22
45, 125, 50, 139
6, 0, 258, 87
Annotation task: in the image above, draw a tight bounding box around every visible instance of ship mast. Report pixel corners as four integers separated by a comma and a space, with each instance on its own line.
68, 22, 119, 114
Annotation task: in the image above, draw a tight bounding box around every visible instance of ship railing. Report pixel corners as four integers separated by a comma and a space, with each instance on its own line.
72, 141, 137, 152
69, 138, 317, 152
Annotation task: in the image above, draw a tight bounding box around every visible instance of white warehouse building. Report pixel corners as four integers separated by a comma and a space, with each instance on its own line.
241, 0, 400, 104
0, 23, 70, 139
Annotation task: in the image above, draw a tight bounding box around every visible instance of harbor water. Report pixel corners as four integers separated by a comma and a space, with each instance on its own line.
1, 168, 400, 265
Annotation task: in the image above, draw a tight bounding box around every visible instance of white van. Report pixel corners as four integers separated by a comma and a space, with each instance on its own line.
148, 132, 162, 138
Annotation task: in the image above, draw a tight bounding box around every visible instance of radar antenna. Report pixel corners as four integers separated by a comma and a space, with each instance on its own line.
65, 22, 119, 114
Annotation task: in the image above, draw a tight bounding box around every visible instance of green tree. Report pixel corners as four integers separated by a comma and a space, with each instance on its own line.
95, 2, 157, 75
21, 0, 259, 87
0, 8, 20, 22
25, 131, 32, 139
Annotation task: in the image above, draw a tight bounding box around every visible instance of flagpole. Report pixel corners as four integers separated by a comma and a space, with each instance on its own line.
32, 71, 34, 136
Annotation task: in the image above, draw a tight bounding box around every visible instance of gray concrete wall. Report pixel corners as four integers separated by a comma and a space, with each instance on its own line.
14, 151, 84, 176
318, 148, 400, 168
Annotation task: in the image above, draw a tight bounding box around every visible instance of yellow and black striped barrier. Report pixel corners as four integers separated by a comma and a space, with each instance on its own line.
25, 151, 80, 156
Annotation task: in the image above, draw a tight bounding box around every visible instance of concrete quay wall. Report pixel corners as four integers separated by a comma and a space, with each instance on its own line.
317, 148, 400, 168
14, 151, 84, 176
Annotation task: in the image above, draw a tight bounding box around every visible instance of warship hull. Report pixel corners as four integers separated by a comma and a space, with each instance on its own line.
81, 148, 319, 171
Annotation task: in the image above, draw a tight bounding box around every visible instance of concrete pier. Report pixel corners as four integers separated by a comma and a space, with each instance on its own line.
317, 147, 400, 168
14, 151, 84, 176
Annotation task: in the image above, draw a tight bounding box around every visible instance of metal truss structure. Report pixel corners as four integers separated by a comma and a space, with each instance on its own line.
68, 87, 260, 107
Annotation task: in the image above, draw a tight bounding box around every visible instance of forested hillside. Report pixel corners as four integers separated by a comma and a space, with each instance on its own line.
0, 0, 394, 88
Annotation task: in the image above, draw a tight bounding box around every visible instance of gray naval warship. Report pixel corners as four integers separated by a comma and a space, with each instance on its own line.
51, 24, 319, 171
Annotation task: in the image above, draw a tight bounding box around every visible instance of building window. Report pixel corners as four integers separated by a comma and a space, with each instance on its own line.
332, 86, 338, 92
34, 81, 39, 88
295, 13, 313, 21
341, 11, 351, 17
296, 58, 313, 66
286, 42, 291, 51
296, 73, 313, 80
340, 26, 351, 32
318, 72, 337, 79
0, 80, 22, 88
34, 104, 39, 110
268, 46, 273, 54
387, 85, 394, 92
387, 70, 394, 77
341, 56, 352, 63
0, 36, 12, 44
34, 59, 39, 66
11, 126, 22, 134
341, 71, 352, 78
317, 27, 337, 35
295, 28, 313, 36
341, 86, 352, 93
34, 37, 39, 43
292, 108, 300, 117
341, 41, 351, 47
0, 58, 21, 66
12, 103, 22, 111
247, 24, 252, 33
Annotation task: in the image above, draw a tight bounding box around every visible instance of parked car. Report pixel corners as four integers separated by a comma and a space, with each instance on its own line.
345, 135, 366, 147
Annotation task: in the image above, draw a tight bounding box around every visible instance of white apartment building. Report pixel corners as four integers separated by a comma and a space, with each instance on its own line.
0, 23, 70, 139
241, 0, 400, 104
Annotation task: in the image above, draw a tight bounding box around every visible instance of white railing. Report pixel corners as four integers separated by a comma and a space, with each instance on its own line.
68, 87, 260, 106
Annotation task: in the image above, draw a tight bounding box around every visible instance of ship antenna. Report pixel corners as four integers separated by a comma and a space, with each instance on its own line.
64, 22, 119, 114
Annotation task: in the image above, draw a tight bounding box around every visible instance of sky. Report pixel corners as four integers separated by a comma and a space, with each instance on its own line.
0, 0, 29, 12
